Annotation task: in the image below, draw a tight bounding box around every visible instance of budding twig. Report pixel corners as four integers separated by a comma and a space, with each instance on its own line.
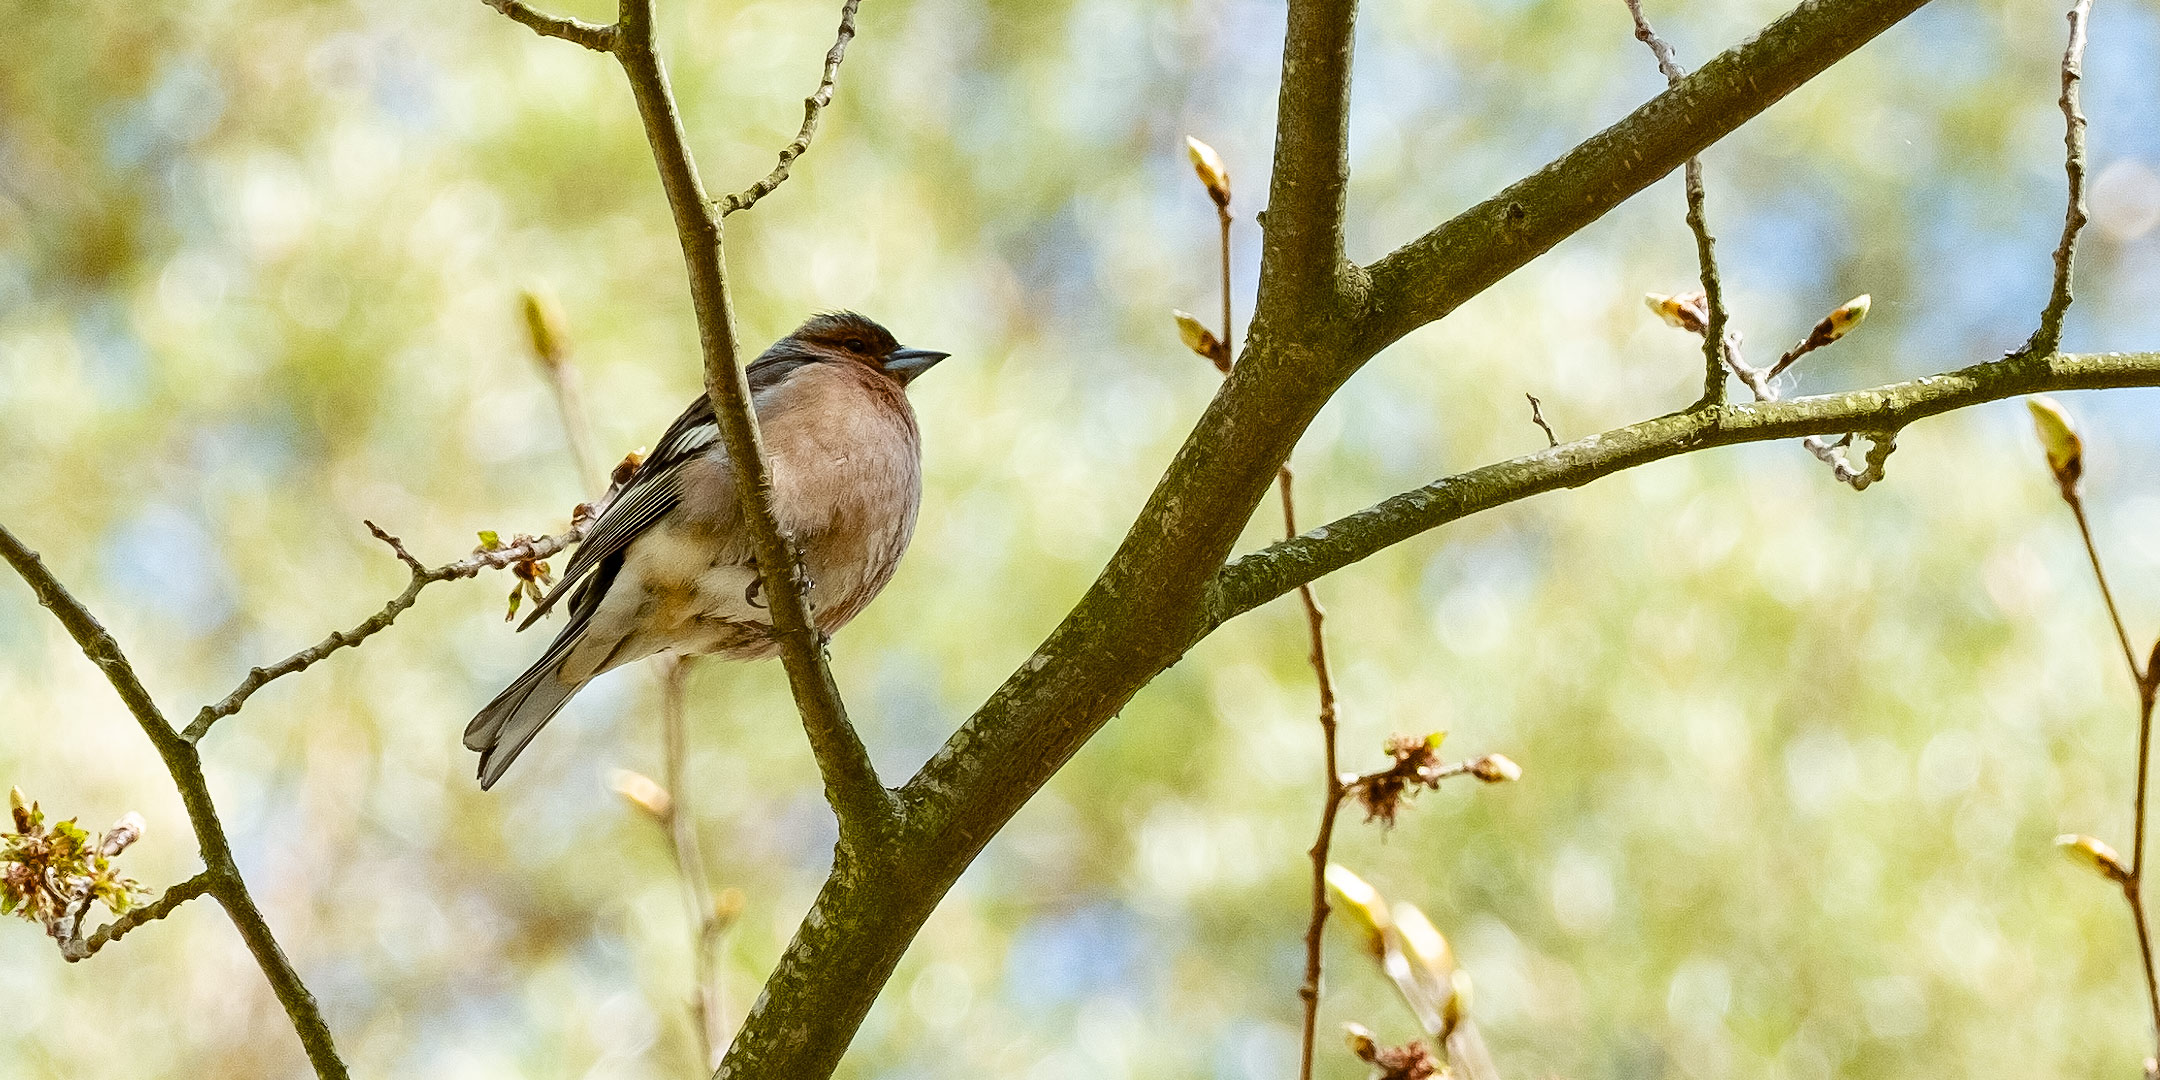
2025, 0, 2095, 357
2032, 394, 2160, 1069
1525, 394, 1558, 448
1623, 0, 1730, 408
718, 0, 863, 216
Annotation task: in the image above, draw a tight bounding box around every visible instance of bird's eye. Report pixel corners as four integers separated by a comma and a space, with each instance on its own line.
845, 338, 867, 353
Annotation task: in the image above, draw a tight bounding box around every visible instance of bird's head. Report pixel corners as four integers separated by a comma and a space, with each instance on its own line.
789, 311, 949, 387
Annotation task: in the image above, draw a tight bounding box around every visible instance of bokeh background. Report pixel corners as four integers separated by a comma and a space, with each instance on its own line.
6, 0, 2160, 1076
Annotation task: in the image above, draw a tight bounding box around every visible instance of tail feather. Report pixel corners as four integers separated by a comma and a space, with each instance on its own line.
468, 555, 627, 790
468, 659, 584, 791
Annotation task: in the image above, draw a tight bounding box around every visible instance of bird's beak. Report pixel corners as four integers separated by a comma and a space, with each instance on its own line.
882, 346, 950, 384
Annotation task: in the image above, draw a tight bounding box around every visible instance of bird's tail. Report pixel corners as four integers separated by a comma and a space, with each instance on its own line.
465, 644, 587, 791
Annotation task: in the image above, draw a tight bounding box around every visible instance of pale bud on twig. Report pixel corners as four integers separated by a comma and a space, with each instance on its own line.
2056, 833, 2131, 884
714, 886, 746, 928
521, 288, 569, 369
1768, 294, 1874, 379
1823, 294, 1871, 340
1325, 864, 1392, 958
100, 812, 145, 857
2026, 395, 2084, 498
1440, 968, 1473, 1040
1645, 291, 1709, 335
1172, 308, 1230, 370
1343, 1022, 1379, 1060
8, 787, 27, 833
1185, 136, 1231, 210
609, 768, 674, 821
1391, 902, 1456, 986
1467, 753, 1521, 783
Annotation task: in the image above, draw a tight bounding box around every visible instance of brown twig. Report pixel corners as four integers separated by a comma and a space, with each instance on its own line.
656, 658, 731, 1072
481, 0, 619, 51
61, 870, 215, 962
183, 511, 607, 744
1624, 0, 1730, 409
1525, 394, 1558, 447
718, 0, 863, 216
2026, 0, 2095, 357
2053, 454, 2160, 1062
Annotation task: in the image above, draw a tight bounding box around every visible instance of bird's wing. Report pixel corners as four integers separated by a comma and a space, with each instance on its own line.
514, 352, 821, 630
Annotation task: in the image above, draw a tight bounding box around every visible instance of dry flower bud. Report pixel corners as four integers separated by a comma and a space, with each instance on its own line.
1468, 753, 1521, 783
1344, 1022, 1379, 1060
521, 289, 569, 368
1645, 291, 1708, 334
609, 768, 673, 821
2026, 395, 2084, 495
1344, 1025, 1441, 1080
1185, 136, 1232, 209
2056, 833, 2131, 884
100, 812, 145, 857
610, 448, 648, 490
9, 787, 27, 833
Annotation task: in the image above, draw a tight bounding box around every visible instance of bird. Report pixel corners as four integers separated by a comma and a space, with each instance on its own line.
465, 312, 948, 789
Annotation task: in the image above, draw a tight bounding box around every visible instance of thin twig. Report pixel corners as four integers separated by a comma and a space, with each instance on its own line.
1525, 394, 1558, 447
718, 0, 863, 216
1624, 0, 1730, 408
657, 657, 731, 1072
481, 0, 619, 51
2058, 467, 2160, 1062
1287, 463, 1339, 1080
60, 870, 216, 962
2026, 0, 2095, 357
183, 513, 606, 744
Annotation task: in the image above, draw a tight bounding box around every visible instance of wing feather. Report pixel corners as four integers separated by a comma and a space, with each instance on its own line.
514, 349, 825, 630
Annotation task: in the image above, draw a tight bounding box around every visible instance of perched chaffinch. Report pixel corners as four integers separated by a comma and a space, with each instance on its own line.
466, 312, 948, 789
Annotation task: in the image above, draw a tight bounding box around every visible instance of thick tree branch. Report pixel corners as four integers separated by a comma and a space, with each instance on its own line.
1206, 350, 2160, 625
1360, 0, 1931, 356
718, 0, 862, 216
0, 524, 349, 1080
1251, 0, 1361, 339
602, 0, 899, 849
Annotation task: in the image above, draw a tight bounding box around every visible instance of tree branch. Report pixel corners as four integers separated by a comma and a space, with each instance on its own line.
481, 0, 619, 52
1206, 350, 2160, 625
1251, 0, 1361, 340
718, 3, 1949, 1075
1360, 0, 1931, 357
604, 0, 899, 846
0, 524, 350, 1080
717, 0, 862, 216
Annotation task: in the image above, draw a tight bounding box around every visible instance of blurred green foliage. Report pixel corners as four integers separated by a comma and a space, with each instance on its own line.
4, 0, 2160, 1077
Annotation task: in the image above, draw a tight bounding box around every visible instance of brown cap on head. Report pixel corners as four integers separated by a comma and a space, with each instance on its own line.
791, 311, 948, 386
